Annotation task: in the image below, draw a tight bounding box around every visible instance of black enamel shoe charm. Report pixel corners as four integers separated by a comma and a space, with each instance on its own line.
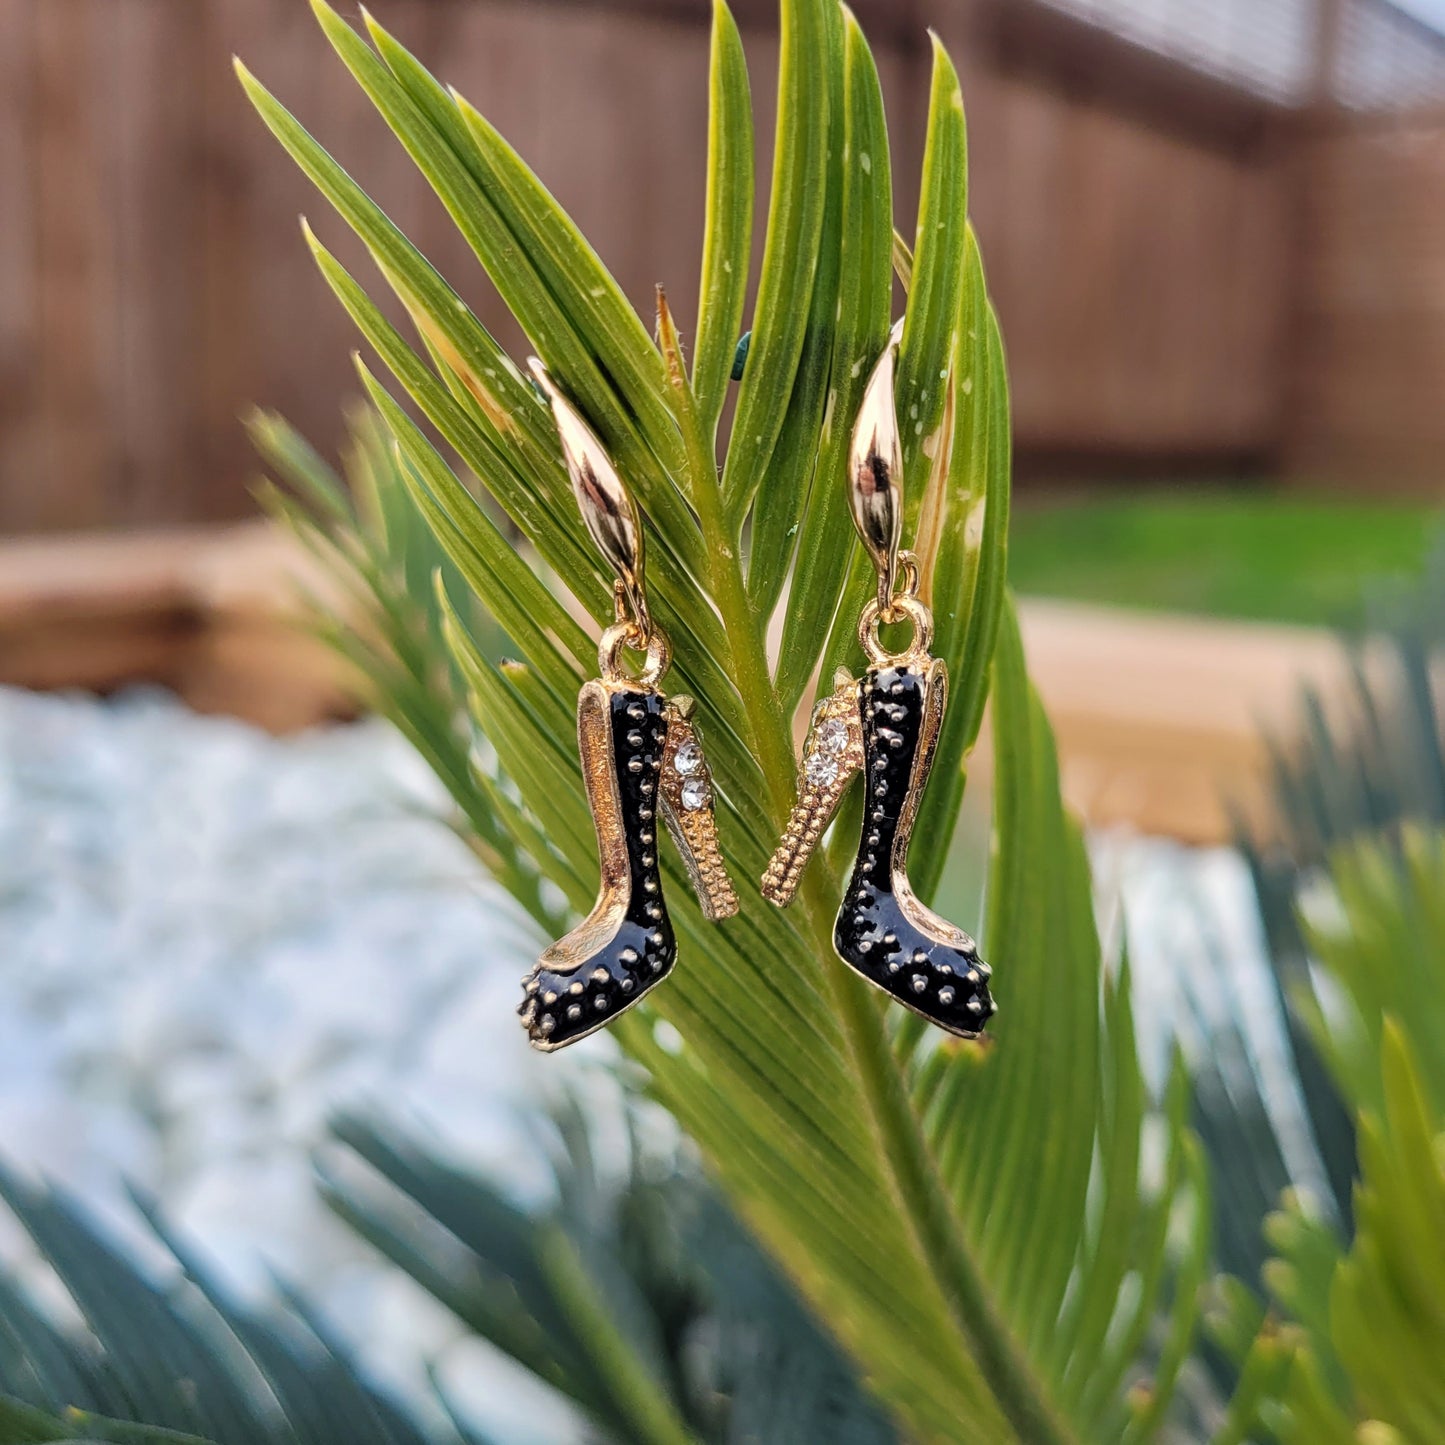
520, 361, 738, 1052
760, 328, 995, 1038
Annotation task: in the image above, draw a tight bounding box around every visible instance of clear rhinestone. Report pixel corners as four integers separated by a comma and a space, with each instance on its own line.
817, 717, 848, 754
674, 740, 704, 776
680, 776, 710, 811
804, 752, 840, 787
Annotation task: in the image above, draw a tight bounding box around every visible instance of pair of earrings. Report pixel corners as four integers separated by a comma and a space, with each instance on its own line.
520, 336, 994, 1053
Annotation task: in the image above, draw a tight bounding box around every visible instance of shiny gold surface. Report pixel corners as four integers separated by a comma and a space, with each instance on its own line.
848, 337, 904, 618
760, 668, 866, 907
527, 679, 632, 991
528, 357, 651, 638
598, 619, 672, 687
857, 590, 935, 668
884, 657, 980, 956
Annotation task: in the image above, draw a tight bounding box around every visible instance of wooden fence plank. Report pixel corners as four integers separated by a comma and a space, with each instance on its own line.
23, 0, 122, 531
0, 0, 39, 505
0, 0, 1375, 534
1289, 112, 1445, 490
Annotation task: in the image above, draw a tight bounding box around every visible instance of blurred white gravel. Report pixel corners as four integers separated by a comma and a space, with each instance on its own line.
0, 685, 588, 1441
0, 683, 1291, 1441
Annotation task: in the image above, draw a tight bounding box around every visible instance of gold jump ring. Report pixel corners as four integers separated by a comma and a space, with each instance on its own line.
599, 620, 671, 687
858, 593, 934, 666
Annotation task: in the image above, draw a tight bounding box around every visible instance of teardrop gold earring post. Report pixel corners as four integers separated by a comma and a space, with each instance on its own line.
761, 325, 995, 1038
517, 361, 738, 1052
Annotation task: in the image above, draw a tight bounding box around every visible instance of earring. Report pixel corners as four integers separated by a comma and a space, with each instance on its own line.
761, 327, 995, 1037
518, 360, 738, 1051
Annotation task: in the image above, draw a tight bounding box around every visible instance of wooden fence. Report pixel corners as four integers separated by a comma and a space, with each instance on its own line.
0, 0, 1436, 534
1289, 106, 1445, 490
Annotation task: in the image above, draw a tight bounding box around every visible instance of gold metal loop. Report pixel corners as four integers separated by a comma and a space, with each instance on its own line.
881, 551, 922, 621
848, 330, 905, 617
858, 593, 934, 667
599, 620, 672, 687
529, 357, 651, 638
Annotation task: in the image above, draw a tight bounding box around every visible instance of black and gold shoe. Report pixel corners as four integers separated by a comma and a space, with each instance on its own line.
520, 681, 736, 1051
760, 317, 996, 1039
762, 663, 993, 1038
520, 355, 737, 1052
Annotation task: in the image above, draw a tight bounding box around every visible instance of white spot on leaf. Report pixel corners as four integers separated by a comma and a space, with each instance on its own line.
965, 495, 987, 550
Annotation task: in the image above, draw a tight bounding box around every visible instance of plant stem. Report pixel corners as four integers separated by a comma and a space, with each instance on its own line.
659, 295, 798, 818
540, 1228, 700, 1445
799, 870, 1079, 1445
664, 304, 1075, 1445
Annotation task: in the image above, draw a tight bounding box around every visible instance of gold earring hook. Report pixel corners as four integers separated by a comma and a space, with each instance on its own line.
528, 357, 652, 640
848, 319, 906, 619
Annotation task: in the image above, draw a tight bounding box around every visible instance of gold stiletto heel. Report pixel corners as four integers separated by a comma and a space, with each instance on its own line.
658, 695, 739, 923
760, 668, 865, 907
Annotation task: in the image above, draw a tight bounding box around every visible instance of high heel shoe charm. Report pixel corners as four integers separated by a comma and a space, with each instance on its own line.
761, 329, 995, 1037
519, 360, 738, 1051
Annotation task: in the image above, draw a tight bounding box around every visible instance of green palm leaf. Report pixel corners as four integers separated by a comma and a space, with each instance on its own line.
0, 1169, 462, 1445
1259, 832, 1445, 1442
239, 4, 1208, 1439
320, 1098, 899, 1445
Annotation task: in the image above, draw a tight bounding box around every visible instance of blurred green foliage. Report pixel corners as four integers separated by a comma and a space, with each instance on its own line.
6, 0, 1445, 1440
1011, 492, 1437, 627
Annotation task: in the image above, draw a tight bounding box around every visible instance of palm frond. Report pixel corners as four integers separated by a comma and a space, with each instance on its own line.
1262, 834, 1445, 1441
0, 1166, 465, 1445
1192, 539, 1445, 1295
237, 3, 1209, 1439
1179, 511, 1445, 1440
320, 1098, 898, 1445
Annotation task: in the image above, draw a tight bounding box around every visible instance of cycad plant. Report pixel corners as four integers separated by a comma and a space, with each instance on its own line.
231, 4, 1210, 1441
8, 5, 1445, 1437
1189, 554, 1445, 1444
